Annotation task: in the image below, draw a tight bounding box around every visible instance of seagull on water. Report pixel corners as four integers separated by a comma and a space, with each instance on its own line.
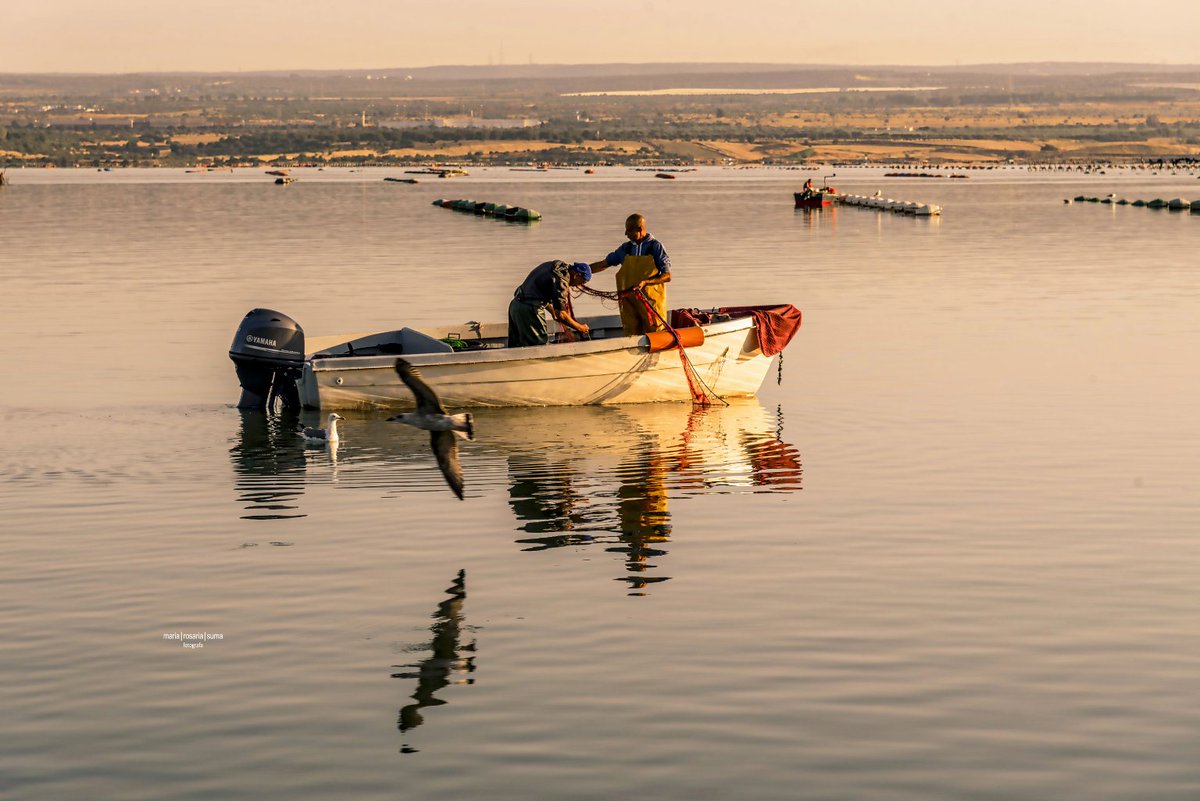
387, 358, 474, 500
300, 413, 344, 444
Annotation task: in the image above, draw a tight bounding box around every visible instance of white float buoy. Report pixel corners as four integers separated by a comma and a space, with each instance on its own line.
837, 191, 943, 217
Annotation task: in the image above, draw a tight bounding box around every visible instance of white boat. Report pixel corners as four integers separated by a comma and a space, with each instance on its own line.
229, 306, 801, 411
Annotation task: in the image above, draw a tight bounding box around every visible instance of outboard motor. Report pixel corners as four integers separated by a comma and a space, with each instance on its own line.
229, 308, 305, 411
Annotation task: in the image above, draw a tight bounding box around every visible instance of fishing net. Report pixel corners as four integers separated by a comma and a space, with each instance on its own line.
575, 285, 718, 406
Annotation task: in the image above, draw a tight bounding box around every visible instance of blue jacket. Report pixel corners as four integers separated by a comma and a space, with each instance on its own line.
605, 235, 671, 276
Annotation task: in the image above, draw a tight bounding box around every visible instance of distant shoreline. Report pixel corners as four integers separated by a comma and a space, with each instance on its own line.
4, 64, 1197, 168
564, 86, 946, 97
4, 140, 1196, 169
5, 158, 1195, 172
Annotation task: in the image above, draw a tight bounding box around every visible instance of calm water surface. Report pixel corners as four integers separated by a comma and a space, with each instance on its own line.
2, 166, 1199, 800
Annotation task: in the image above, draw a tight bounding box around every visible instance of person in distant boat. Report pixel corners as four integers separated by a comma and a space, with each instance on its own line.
802, 178, 814, 197
508, 260, 598, 347
588, 213, 671, 336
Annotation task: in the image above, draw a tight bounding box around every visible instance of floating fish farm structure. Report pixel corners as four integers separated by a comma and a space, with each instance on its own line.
836, 194, 942, 216
1070, 194, 1199, 213
433, 199, 542, 221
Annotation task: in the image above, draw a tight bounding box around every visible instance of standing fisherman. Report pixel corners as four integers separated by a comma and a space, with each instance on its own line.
588, 213, 672, 336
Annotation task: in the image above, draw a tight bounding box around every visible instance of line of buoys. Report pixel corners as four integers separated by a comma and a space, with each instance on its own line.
1071, 194, 1197, 213
837, 193, 942, 216
432, 198, 542, 221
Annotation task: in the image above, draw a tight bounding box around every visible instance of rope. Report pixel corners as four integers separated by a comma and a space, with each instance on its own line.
575, 285, 725, 407
576, 284, 623, 304
638, 292, 726, 407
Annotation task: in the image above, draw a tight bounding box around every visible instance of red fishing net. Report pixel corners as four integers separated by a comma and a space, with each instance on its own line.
576, 285, 714, 406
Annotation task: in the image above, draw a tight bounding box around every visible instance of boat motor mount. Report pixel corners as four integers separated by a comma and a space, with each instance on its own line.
229, 308, 305, 411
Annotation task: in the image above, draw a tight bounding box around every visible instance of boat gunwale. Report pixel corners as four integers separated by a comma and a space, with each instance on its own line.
306, 315, 757, 372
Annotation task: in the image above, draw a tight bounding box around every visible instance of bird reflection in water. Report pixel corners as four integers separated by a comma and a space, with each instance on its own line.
507, 402, 802, 595
229, 409, 309, 520
392, 569, 476, 747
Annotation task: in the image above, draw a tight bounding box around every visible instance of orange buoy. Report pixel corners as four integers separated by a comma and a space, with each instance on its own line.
646, 326, 705, 352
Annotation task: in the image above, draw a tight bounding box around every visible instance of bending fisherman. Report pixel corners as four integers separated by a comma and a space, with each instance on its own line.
507, 260, 598, 347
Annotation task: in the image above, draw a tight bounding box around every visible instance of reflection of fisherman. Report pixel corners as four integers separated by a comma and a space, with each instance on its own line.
617, 452, 670, 537
615, 442, 672, 593
589, 213, 672, 336
508, 260, 601, 347
508, 455, 584, 536
503, 439, 673, 591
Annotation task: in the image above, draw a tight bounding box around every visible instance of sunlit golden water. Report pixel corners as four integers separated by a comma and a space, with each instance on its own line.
2, 167, 1199, 800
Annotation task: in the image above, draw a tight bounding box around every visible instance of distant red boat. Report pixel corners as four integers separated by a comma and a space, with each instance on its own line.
793, 187, 838, 207
794, 173, 838, 207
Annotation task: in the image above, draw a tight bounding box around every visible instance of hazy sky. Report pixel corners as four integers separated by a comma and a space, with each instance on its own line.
5, 0, 1199, 73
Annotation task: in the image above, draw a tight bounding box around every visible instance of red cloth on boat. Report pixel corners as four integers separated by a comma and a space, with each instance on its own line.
718, 304, 802, 356
669, 308, 705, 329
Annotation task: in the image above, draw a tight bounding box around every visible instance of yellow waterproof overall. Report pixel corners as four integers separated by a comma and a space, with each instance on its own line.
616, 253, 667, 335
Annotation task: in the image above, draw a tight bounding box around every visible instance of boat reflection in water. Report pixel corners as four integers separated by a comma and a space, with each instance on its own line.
391, 569, 475, 751
504, 399, 802, 595
226, 401, 796, 743
229, 409, 312, 520
227, 400, 801, 590
507, 445, 674, 594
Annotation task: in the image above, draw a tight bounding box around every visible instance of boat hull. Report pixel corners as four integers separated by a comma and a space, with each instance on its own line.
794, 191, 835, 208
299, 317, 776, 410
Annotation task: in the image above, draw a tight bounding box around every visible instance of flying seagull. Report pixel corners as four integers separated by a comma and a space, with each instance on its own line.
300, 412, 344, 444
387, 359, 474, 500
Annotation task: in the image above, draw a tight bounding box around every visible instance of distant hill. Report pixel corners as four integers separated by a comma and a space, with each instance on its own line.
5, 62, 1199, 101
4, 62, 1200, 82
394, 62, 1200, 80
